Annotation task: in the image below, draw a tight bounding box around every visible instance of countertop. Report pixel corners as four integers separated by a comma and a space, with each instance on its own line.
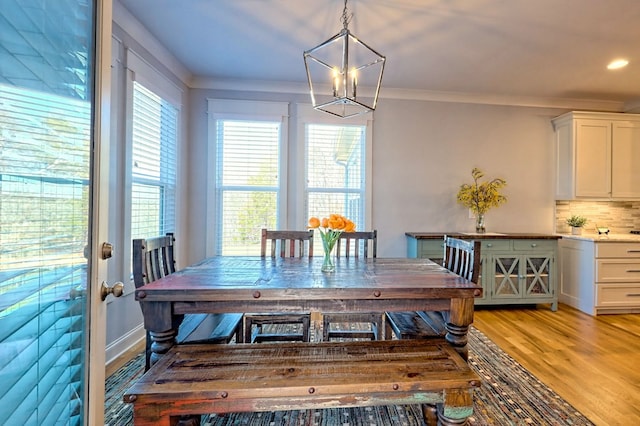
558, 232, 640, 242
405, 232, 561, 240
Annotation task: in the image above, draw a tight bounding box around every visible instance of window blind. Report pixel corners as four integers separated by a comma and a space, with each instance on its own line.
0, 82, 89, 425
216, 120, 280, 255
130, 81, 177, 240
306, 124, 366, 254
306, 124, 365, 221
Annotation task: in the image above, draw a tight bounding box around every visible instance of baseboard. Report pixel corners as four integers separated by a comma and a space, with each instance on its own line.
106, 324, 145, 367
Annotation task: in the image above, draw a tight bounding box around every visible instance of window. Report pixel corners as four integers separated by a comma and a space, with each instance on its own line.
216, 120, 280, 255
206, 101, 371, 256
299, 104, 372, 241
306, 124, 366, 226
126, 50, 180, 241
130, 81, 177, 239
207, 100, 289, 256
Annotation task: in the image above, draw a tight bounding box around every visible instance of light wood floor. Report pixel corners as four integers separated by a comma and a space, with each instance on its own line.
108, 306, 640, 425
473, 304, 640, 426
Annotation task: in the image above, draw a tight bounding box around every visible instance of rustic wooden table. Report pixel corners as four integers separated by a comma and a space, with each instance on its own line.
135, 256, 482, 364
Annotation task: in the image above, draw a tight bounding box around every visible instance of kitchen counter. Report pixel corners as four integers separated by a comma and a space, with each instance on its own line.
558, 235, 640, 315
405, 232, 561, 240
558, 232, 640, 242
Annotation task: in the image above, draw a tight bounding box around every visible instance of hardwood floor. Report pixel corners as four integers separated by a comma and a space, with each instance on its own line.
473, 304, 640, 426
106, 339, 145, 378
107, 306, 639, 425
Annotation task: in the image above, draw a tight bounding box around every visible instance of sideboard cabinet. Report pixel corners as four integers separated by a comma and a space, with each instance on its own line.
552, 111, 640, 200
407, 233, 558, 310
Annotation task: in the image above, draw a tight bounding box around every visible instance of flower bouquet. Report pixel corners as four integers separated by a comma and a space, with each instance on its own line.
456, 168, 507, 233
308, 214, 356, 272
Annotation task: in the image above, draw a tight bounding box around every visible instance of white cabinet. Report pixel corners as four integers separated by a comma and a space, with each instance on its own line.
553, 111, 640, 200
559, 238, 640, 315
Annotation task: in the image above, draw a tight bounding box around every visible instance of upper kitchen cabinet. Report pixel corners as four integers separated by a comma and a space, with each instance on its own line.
553, 111, 640, 200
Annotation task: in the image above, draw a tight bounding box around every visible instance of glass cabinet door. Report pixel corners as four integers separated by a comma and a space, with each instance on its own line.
492, 256, 521, 298
524, 256, 553, 297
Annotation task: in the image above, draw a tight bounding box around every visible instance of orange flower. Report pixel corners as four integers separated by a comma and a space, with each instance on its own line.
344, 220, 356, 232
309, 214, 356, 233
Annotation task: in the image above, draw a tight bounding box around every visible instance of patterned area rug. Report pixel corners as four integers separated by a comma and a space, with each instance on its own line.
105, 327, 594, 425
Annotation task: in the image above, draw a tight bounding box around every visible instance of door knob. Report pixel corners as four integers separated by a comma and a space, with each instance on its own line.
101, 281, 124, 301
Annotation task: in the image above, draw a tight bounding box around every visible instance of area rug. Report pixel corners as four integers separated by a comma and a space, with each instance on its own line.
105, 327, 594, 425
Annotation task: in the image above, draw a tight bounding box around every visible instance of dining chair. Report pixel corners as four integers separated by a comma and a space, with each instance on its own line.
322, 230, 384, 341
133, 233, 243, 370
385, 236, 481, 340
243, 229, 313, 343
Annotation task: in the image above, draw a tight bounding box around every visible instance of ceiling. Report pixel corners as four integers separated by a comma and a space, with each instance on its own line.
117, 0, 640, 109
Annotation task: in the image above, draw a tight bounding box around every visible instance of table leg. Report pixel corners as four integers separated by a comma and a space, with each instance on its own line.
148, 329, 177, 367
140, 300, 178, 367
445, 298, 475, 361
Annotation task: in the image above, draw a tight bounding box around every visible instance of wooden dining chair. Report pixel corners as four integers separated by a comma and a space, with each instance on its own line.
322, 230, 384, 341
384, 236, 481, 340
133, 233, 243, 370
243, 229, 314, 343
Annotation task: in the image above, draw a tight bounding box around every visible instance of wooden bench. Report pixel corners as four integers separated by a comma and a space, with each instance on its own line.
124, 339, 481, 426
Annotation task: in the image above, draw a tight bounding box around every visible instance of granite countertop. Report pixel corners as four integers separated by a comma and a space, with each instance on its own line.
405, 232, 561, 240
559, 232, 640, 242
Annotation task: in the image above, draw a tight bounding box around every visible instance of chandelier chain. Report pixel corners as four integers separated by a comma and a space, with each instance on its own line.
341, 0, 352, 30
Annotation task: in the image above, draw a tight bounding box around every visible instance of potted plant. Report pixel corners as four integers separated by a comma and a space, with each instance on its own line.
566, 215, 588, 235
456, 168, 507, 233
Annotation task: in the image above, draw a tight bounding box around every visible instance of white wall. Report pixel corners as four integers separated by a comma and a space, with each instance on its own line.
185, 89, 567, 261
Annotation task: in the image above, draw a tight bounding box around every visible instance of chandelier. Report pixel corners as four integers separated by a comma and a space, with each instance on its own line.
303, 0, 386, 118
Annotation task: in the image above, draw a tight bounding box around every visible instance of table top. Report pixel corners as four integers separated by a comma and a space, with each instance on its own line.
135, 256, 482, 303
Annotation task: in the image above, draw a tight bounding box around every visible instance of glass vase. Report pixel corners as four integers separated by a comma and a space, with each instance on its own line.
475, 213, 486, 233
321, 249, 335, 272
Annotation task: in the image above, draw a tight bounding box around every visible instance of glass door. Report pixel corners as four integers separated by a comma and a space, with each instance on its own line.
0, 1, 112, 424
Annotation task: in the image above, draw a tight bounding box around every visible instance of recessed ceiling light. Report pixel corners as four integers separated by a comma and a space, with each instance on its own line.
607, 59, 629, 70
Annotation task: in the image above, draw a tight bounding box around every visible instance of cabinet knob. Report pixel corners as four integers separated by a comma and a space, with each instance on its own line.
531, 243, 537, 247
486, 243, 493, 247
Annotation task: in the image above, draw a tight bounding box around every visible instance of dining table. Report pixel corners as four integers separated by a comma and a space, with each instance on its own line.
135, 256, 483, 366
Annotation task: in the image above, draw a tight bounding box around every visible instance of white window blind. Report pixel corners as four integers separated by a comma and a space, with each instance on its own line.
130, 81, 177, 239
216, 120, 280, 255
0, 84, 90, 424
306, 123, 366, 228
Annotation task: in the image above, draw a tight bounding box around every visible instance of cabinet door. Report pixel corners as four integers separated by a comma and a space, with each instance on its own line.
524, 255, 553, 297
611, 121, 640, 198
575, 119, 611, 197
491, 255, 522, 299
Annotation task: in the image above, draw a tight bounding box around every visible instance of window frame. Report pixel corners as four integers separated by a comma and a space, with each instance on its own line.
123, 49, 182, 265
295, 104, 373, 232
206, 99, 289, 257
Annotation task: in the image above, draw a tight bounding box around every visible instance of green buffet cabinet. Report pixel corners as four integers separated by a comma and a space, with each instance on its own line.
406, 232, 560, 311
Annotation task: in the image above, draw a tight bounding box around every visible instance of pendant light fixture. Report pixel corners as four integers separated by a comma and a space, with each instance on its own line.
303, 0, 386, 118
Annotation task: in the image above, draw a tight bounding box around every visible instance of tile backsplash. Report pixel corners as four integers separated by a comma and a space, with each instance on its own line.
555, 201, 640, 234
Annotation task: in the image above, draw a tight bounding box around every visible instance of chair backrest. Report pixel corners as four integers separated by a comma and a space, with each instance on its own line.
335, 230, 377, 258
260, 229, 314, 258
132, 232, 176, 288
443, 236, 481, 284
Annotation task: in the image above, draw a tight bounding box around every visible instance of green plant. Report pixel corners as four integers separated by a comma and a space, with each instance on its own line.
456, 168, 507, 215
566, 215, 587, 228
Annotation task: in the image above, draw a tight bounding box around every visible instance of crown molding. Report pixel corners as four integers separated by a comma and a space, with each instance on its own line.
190, 76, 625, 111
